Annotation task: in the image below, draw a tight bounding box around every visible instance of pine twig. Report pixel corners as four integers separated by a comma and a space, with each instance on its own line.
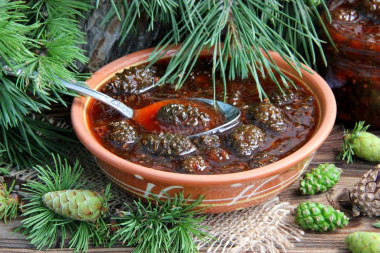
0, 180, 19, 223
110, 193, 212, 253
17, 154, 211, 253
339, 121, 370, 164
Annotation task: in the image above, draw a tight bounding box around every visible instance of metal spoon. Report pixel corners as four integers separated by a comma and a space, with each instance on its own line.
63, 81, 241, 137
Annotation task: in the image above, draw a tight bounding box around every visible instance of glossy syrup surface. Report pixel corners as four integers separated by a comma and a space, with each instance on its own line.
87, 58, 319, 174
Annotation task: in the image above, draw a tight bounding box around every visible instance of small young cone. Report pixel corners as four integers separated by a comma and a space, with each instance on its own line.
0, 182, 19, 222
345, 232, 380, 253
42, 190, 107, 222
300, 163, 342, 195
295, 201, 349, 232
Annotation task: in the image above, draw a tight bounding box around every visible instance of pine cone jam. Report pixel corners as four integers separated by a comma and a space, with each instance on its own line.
88, 58, 318, 174
323, 0, 380, 128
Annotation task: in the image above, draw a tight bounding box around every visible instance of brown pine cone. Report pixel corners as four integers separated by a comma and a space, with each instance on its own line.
193, 135, 221, 150
227, 124, 265, 157
268, 90, 298, 107
109, 121, 139, 150
102, 66, 157, 96
249, 152, 279, 169
156, 103, 211, 128
182, 156, 210, 174
206, 147, 231, 163
350, 164, 380, 217
251, 99, 287, 132
142, 133, 197, 157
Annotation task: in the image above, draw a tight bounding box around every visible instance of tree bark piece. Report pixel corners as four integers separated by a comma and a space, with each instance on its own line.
79, 1, 167, 73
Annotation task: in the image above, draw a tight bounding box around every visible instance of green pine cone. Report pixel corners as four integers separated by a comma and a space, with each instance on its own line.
295, 201, 349, 232
42, 190, 108, 222
0, 183, 19, 222
345, 232, 380, 253
348, 131, 380, 162
299, 163, 342, 195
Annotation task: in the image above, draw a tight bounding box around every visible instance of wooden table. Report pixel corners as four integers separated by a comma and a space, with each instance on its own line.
282, 124, 379, 253
0, 124, 378, 252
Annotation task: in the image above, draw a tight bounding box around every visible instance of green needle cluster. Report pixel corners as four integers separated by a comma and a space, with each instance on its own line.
0, 0, 90, 169
104, 0, 331, 101
111, 194, 211, 253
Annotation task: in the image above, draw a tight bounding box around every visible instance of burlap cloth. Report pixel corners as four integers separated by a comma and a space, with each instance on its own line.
10, 141, 304, 252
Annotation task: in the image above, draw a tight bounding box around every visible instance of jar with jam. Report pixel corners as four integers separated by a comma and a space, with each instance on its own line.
323, 0, 380, 128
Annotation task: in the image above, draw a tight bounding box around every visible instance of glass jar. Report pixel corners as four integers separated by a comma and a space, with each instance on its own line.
323, 0, 380, 128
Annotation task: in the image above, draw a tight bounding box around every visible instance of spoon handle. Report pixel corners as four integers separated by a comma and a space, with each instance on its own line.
62, 80, 134, 119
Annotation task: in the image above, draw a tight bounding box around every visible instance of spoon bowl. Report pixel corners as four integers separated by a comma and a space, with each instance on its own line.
63, 81, 241, 137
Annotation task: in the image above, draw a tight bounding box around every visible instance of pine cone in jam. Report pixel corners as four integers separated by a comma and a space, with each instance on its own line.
206, 147, 232, 163
182, 155, 210, 174
193, 135, 221, 150
102, 66, 158, 96
350, 164, 380, 217
142, 132, 197, 157
156, 103, 211, 128
249, 152, 279, 169
108, 121, 139, 151
251, 99, 287, 132
268, 90, 298, 107
227, 124, 265, 157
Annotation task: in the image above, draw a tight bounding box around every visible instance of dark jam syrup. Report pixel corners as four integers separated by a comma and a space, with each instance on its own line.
322, 0, 380, 127
87, 57, 319, 174
328, 0, 380, 48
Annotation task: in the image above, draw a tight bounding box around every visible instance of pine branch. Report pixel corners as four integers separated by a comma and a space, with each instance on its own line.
0, 115, 75, 169
0, 162, 11, 175
107, 0, 330, 100
19, 154, 110, 252
0, 180, 19, 223
20, 0, 90, 93
101, 0, 183, 45
0, 1, 36, 71
18, 155, 210, 252
0, 0, 92, 169
0, 76, 47, 128
111, 193, 211, 253
273, 0, 330, 69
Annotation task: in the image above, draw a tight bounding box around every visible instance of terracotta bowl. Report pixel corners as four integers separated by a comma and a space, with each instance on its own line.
71, 46, 336, 213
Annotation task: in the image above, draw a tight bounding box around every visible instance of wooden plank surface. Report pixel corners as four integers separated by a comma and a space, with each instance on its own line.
0, 124, 378, 252
283, 124, 380, 253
